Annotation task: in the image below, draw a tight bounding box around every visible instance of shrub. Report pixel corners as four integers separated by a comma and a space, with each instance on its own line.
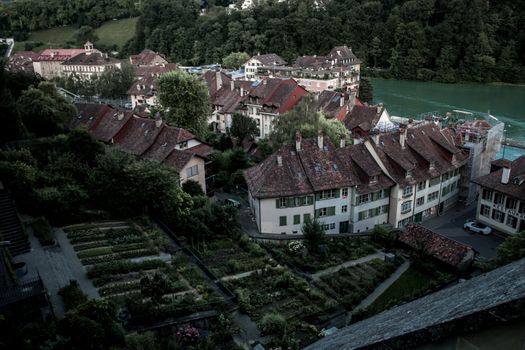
87, 259, 167, 279
259, 313, 286, 337
58, 280, 88, 311
33, 217, 54, 246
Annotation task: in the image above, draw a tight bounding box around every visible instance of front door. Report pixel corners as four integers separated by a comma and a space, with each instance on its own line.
339, 221, 349, 233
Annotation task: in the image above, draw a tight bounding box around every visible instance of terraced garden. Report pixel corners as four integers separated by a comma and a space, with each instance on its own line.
197, 235, 277, 278
225, 267, 342, 347
314, 258, 403, 310
264, 237, 377, 273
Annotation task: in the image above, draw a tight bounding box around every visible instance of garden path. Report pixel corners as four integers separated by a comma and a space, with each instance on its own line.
129, 252, 172, 263
310, 252, 387, 281
14, 227, 99, 317
353, 260, 410, 312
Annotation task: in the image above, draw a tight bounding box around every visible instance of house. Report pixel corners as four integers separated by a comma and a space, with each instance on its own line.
244, 132, 394, 234
244, 53, 286, 80
61, 42, 121, 80
317, 90, 356, 121
127, 75, 158, 110
400, 224, 476, 271
305, 258, 525, 350
343, 104, 393, 140
33, 46, 89, 79
244, 120, 468, 235
73, 103, 212, 192
134, 63, 178, 78
471, 156, 525, 235
369, 122, 469, 228
255, 45, 361, 93
129, 49, 169, 67
243, 78, 308, 139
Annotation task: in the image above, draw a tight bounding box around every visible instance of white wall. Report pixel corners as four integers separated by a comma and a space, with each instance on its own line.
259, 198, 314, 235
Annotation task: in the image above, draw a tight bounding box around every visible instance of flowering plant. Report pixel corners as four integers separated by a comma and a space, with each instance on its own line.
288, 240, 304, 254
175, 325, 200, 344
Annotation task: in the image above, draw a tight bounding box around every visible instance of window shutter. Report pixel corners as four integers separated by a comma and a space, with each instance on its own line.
315, 192, 321, 201
287, 198, 294, 207
276, 199, 280, 208
335, 189, 340, 198
328, 207, 336, 216
314, 209, 320, 218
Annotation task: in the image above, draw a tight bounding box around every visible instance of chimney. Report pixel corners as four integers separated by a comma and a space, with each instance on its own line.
318, 130, 324, 149
340, 94, 345, 107
501, 165, 510, 184
399, 125, 407, 149
216, 71, 223, 91
277, 155, 282, 166
377, 103, 383, 114
371, 131, 380, 145
295, 131, 302, 151
117, 112, 124, 121
339, 134, 346, 148
263, 79, 267, 85
155, 118, 162, 128
230, 80, 234, 91
240, 87, 244, 96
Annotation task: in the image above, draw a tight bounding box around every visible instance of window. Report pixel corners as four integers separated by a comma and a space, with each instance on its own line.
416, 197, 425, 206
491, 209, 505, 223
180, 141, 188, 149
402, 186, 413, 198
342, 188, 348, 197
506, 198, 517, 210
329, 223, 336, 230
318, 189, 338, 200
482, 189, 493, 201
186, 164, 198, 177
506, 215, 518, 229
341, 205, 348, 213
357, 193, 370, 205
317, 206, 335, 217
442, 185, 450, 196
442, 172, 449, 181
481, 204, 491, 217
427, 191, 439, 202
401, 201, 412, 214
370, 175, 378, 183
324, 224, 330, 230
381, 205, 389, 214
429, 177, 440, 187
358, 210, 369, 221
520, 202, 525, 214
368, 207, 380, 217
494, 193, 505, 205
304, 213, 311, 222
277, 198, 287, 208
417, 181, 426, 191
293, 215, 300, 225
279, 216, 287, 226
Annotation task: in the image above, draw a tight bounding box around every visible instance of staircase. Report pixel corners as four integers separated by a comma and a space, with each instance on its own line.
0, 190, 30, 256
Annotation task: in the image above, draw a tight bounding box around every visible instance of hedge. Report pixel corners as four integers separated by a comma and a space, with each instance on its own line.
33, 217, 54, 246
87, 259, 167, 279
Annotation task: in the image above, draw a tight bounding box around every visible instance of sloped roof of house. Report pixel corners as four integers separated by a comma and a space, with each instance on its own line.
202, 70, 232, 98
36, 48, 87, 61
6, 51, 38, 72
305, 257, 525, 350
248, 78, 307, 114
293, 55, 326, 69
400, 224, 476, 268
130, 49, 168, 66
127, 75, 157, 97
318, 90, 354, 120
213, 86, 246, 114
250, 53, 286, 66
134, 63, 178, 78
328, 45, 358, 62
163, 148, 201, 172
344, 105, 382, 132
112, 116, 164, 155
62, 52, 120, 66
472, 156, 525, 200
141, 125, 195, 161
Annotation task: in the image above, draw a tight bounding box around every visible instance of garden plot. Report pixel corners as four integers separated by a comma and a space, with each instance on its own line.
225, 267, 341, 347
264, 237, 377, 273
197, 235, 276, 278
314, 258, 402, 311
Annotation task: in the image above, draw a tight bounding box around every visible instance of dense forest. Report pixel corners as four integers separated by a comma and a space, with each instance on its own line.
1, 0, 524, 83
0, 0, 138, 39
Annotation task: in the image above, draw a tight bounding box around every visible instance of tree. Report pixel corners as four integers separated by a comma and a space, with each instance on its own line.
230, 113, 258, 144
302, 216, 325, 254
73, 25, 99, 46
156, 71, 210, 139
222, 51, 250, 69
182, 179, 204, 196
359, 77, 374, 103
493, 231, 525, 267
259, 313, 287, 338
95, 62, 135, 98
140, 273, 172, 305
126, 332, 159, 350
270, 95, 350, 149
17, 81, 77, 137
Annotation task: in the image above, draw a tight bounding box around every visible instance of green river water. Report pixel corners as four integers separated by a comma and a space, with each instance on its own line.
371, 78, 525, 143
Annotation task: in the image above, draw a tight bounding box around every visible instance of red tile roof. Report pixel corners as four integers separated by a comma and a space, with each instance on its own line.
318, 90, 354, 120
127, 75, 157, 97
6, 51, 38, 72
130, 49, 168, 66
140, 125, 195, 161
248, 78, 307, 114
187, 143, 214, 159
163, 149, 196, 172
112, 116, 164, 155
202, 71, 232, 98
400, 224, 476, 269
134, 63, 178, 78
251, 53, 286, 66
36, 48, 87, 61
62, 52, 120, 66
344, 105, 382, 132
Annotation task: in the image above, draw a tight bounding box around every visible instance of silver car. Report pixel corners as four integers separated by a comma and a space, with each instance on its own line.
464, 220, 492, 235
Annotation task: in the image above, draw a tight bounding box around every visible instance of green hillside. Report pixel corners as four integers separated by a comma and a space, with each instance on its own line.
13, 17, 138, 53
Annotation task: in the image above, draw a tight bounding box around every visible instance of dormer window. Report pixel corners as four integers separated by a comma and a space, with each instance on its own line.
179, 141, 188, 149
406, 170, 412, 178
402, 186, 413, 198
429, 162, 435, 170
370, 175, 378, 184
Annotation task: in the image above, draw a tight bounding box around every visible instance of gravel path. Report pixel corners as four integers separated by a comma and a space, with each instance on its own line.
310, 252, 387, 281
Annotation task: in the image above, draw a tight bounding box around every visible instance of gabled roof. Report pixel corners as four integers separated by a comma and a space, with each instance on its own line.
472, 156, 525, 200
6, 51, 38, 72
244, 144, 313, 198
306, 258, 525, 350
318, 90, 354, 120
130, 49, 168, 66
36, 48, 87, 61
202, 70, 232, 98
293, 55, 326, 69
62, 52, 120, 66
112, 116, 163, 155
400, 224, 476, 268
248, 78, 307, 114
141, 125, 195, 161
212, 85, 246, 114
163, 149, 198, 172
127, 75, 157, 97
134, 63, 178, 78
250, 53, 286, 66
328, 45, 358, 62
344, 105, 382, 132
73, 103, 133, 142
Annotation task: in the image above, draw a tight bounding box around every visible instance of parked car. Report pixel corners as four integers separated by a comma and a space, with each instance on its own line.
463, 220, 492, 235
224, 198, 241, 209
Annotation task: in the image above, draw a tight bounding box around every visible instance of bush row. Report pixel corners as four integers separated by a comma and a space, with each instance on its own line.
73, 240, 109, 251
87, 259, 167, 279
81, 248, 159, 265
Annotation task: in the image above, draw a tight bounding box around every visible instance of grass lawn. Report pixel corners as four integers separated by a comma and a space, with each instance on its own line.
13, 17, 138, 53
364, 266, 454, 316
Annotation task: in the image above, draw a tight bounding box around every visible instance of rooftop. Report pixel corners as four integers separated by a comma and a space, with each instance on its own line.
472, 155, 525, 200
